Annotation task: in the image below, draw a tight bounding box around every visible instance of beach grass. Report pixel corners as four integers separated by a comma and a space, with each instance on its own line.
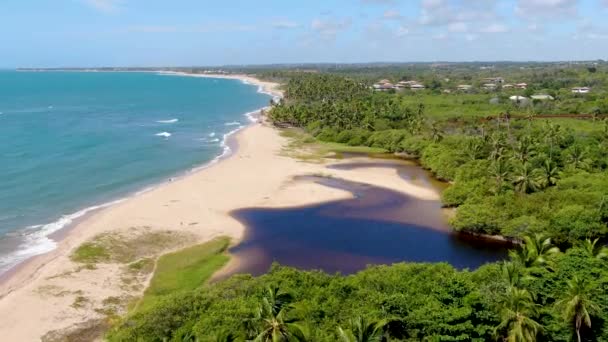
133, 237, 231, 312
280, 128, 386, 161
70, 228, 192, 265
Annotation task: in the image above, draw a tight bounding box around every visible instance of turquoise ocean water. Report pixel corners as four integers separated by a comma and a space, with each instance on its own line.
0, 71, 272, 274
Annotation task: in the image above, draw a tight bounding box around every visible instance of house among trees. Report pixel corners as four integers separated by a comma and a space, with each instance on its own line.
483, 77, 504, 84
457, 84, 473, 91
410, 83, 426, 90
502, 84, 514, 89
572, 87, 591, 94
531, 94, 555, 101
516, 83, 528, 89
483, 83, 497, 90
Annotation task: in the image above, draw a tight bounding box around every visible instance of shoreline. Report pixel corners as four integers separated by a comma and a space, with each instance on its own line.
0, 74, 444, 341
0, 72, 280, 279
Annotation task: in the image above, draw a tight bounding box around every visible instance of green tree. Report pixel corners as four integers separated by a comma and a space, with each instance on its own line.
491, 158, 512, 194
580, 238, 608, 259
539, 158, 560, 188
509, 234, 560, 269
337, 317, 387, 342
555, 276, 599, 342
495, 287, 542, 342
512, 162, 542, 194
252, 286, 305, 342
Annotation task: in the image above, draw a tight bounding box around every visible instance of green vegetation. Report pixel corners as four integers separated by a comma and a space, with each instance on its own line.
133, 237, 231, 312
108, 238, 608, 341
269, 73, 608, 244
108, 67, 608, 341
70, 228, 192, 265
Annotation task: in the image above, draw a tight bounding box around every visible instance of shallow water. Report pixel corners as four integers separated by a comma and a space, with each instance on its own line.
0, 70, 271, 274
228, 160, 509, 276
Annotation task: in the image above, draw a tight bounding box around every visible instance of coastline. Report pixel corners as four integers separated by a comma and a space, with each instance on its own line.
0, 72, 279, 277
0, 75, 442, 341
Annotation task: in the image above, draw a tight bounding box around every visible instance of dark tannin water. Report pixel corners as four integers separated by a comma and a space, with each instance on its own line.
228, 159, 509, 276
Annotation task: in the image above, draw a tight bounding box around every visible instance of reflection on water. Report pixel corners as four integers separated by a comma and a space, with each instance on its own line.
228, 160, 509, 276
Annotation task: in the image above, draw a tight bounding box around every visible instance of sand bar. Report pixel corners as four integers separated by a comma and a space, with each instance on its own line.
0, 76, 440, 341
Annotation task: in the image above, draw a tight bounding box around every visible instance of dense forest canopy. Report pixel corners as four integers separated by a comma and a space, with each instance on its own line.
109, 65, 608, 341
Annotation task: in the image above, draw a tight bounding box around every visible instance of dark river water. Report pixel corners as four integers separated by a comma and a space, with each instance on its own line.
228, 158, 509, 276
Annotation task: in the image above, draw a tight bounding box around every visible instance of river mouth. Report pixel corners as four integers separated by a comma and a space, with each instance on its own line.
227, 158, 509, 276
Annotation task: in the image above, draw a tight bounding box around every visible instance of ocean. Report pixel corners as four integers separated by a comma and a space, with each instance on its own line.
0, 70, 272, 274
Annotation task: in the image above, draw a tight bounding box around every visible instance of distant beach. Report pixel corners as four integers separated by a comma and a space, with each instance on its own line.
0, 73, 451, 340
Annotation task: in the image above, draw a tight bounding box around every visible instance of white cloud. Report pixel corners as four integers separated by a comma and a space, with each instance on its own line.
383, 9, 402, 20
432, 33, 448, 40
448, 22, 468, 33
272, 20, 299, 29
125, 23, 256, 34
515, 0, 578, 18
479, 23, 509, 33
311, 17, 352, 39
84, 0, 123, 13
396, 26, 409, 37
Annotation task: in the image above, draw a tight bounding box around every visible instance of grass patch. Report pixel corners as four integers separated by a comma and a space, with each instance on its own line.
70, 228, 193, 265
71, 242, 110, 264
133, 237, 231, 312
280, 128, 387, 162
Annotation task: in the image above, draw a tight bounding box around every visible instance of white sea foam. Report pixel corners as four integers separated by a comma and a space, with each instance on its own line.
209, 132, 216, 137
157, 118, 179, 124
0, 198, 125, 274
0, 72, 284, 275
155, 132, 172, 138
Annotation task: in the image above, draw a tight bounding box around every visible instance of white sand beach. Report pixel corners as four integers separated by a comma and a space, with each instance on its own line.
0, 76, 439, 341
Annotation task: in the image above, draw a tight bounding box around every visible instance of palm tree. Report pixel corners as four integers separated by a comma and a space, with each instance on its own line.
512, 162, 542, 194
555, 276, 599, 342
509, 234, 560, 270
465, 137, 486, 161
491, 158, 512, 195
337, 317, 387, 342
501, 261, 524, 288
252, 286, 304, 342
566, 145, 591, 171
543, 122, 562, 161
428, 121, 443, 142
580, 238, 608, 259
539, 158, 559, 188
495, 287, 542, 342
490, 133, 508, 161
513, 136, 537, 163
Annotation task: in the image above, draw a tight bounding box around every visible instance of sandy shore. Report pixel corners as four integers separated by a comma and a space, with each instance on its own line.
0, 77, 440, 341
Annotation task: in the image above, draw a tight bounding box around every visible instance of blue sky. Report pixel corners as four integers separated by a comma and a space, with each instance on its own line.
2, 0, 608, 67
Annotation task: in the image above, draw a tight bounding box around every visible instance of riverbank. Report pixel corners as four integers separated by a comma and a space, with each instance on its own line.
0, 81, 442, 340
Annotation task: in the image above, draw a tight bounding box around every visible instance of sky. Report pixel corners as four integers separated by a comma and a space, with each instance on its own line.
2, 0, 608, 67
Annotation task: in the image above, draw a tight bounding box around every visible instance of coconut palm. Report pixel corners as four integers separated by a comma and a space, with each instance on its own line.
252, 286, 305, 342
565, 145, 591, 171
543, 122, 562, 161
490, 133, 508, 161
511, 162, 542, 194
491, 158, 512, 194
501, 261, 523, 288
509, 234, 560, 270
538, 158, 559, 188
495, 287, 542, 342
428, 121, 443, 142
465, 137, 486, 161
555, 276, 599, 342
337, 317, 387, 342
513, 136, 537, 163
580, 238, 608, 260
